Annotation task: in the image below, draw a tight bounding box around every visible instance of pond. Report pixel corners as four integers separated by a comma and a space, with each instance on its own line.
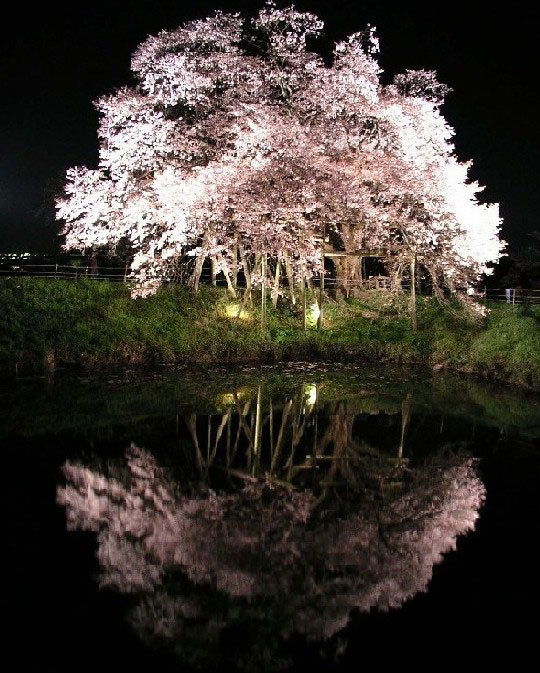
4, 364, 540, 670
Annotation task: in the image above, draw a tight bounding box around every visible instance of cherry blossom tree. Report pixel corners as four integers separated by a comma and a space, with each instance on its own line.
57, 2, 504, 300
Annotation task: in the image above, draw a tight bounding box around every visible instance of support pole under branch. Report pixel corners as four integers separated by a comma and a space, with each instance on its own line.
302, 275, 307, 331
410, 253, 417, 332
318, 224, 325, 330
261, 253, 267, 331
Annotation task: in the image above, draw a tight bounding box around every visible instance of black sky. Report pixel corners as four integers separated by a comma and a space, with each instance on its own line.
1, 1, 538, 252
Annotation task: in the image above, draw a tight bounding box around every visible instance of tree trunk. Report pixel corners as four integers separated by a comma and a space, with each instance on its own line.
427, 265, 444, 301
232, 239, 238, 289
271, 257, 281, 308
283, 252, 296, 305
190, 252, 205, 293
238, 241, 252, 305
217, 253, 236, 297
391, 263, 403, 293
236, 287, 251, 318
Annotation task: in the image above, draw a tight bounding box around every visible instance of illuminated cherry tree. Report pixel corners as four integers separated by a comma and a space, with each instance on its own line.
57, 2, 504, 298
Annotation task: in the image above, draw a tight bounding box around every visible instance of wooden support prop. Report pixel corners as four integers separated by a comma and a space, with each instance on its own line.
318, 224, 325, 330
261, 253, 267, 330
302, 275, 307, 331
410, 254, 417, 331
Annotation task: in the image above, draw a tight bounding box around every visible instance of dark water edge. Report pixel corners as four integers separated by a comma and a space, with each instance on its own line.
4, 352, 540, 394
4, 363, 540, 669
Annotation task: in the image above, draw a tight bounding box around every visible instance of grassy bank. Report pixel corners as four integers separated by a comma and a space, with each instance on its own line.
1, 278, 539, 390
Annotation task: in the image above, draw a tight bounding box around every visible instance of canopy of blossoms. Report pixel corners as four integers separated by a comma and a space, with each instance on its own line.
57, 2, 504, 298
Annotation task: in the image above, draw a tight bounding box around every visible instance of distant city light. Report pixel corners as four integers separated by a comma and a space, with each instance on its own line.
0, 252, 32, 259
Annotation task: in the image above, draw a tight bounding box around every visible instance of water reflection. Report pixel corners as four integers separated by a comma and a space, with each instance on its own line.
57, 383, 485, 670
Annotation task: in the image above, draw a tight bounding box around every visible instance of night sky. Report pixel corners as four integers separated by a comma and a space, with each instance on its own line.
1, 1, 538, 253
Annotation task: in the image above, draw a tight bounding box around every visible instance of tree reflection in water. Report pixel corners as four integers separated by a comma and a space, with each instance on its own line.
57, 384, 485, 671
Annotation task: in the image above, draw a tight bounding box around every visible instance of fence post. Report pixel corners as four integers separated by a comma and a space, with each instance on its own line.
54, 263, 58, 279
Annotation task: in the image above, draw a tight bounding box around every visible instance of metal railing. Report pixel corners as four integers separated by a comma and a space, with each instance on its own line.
0, 264, 128, 281
1, 264, 538, 303
0, 264, 408, 290
483, 288, 540, 304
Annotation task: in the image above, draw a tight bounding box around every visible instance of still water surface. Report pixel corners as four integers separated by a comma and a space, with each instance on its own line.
4, 364, 540, 669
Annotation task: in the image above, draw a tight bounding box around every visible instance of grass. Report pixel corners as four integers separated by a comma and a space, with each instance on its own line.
1, 277, 539, 390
